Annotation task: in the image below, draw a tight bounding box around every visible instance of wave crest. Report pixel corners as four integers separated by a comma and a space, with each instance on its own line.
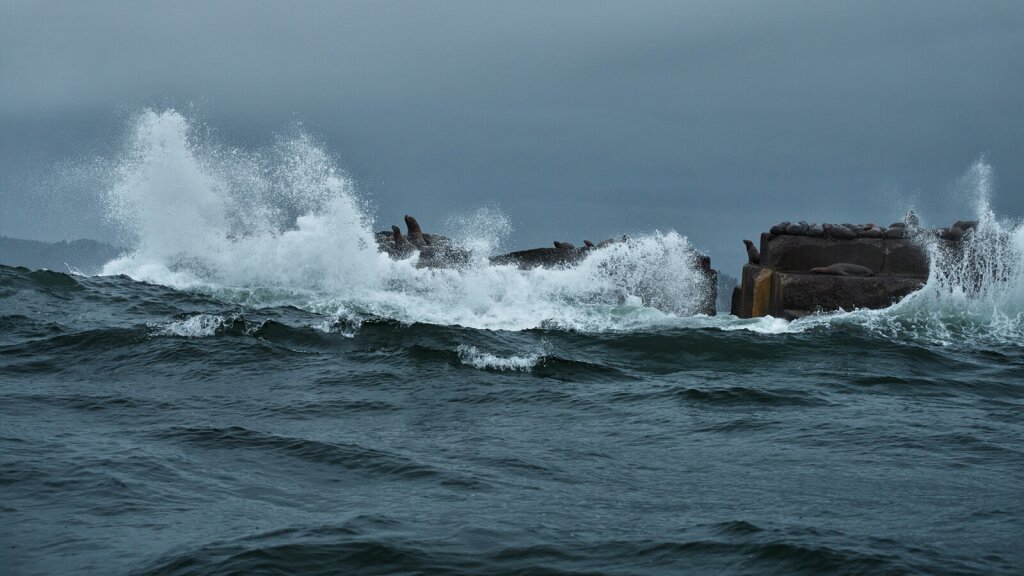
98, 109, 714, 332
457, 345, 546, 372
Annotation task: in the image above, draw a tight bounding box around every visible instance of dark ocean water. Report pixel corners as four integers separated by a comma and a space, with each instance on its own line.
4, 112, 1023, 574
2, 263, 1022, 576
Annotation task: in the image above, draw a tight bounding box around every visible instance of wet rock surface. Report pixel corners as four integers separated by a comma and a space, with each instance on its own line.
732, 216, 980, 318
375, 218, 718, 315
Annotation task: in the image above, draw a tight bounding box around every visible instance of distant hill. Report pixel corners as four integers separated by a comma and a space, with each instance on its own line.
0, 237, 124, 274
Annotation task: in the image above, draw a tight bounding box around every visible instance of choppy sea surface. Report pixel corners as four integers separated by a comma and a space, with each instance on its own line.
2, 110, 1023, 575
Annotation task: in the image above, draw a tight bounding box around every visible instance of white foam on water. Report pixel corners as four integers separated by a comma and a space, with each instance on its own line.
98, 111, 1021, 344
873, 166, 1022, 346
154, 314, 226, 338
786, 161, 1024, 346
457, 344, 546, 372
312, 311, 364, 338
718, 315, 803, 335
99, 109, 715, 333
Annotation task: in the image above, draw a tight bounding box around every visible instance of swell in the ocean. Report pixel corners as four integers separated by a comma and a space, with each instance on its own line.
97, 110, 1023, 344
2, 262, 1021, 576
5, 110, 1024, 576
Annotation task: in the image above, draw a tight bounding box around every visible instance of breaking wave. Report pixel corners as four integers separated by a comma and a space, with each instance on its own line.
95, 110, 1021, 344
154, 314, 226, 338
99, 109, 713, 332
456, 344, 547, 372
796, 161, 1024, 346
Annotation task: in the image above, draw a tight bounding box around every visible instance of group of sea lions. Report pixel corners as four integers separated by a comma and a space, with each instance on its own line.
552, 237, 624, 251
742, 234, 874, 277
374, 216, 632, 269
768, 220, 911, 240
766, 212, 980, 243
375, 215, 443, 255
742, 211, 982, 277
375, 215, 471, 266
940, 220, 979, 241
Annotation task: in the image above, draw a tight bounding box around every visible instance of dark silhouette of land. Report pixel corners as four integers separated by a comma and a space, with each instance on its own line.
0, 237, 122, 274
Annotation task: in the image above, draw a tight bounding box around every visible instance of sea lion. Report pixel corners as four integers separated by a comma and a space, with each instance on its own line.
423, 233, 450, 246
883, 226, 907, 239
946, 220, 979, 241
828, 225, 858, 240
743, 239, 760, 265
583, 240, 595, 248
785, 221, 809, 236
859, 225, 883, 238
404, 215, 428, 247
807, 223, 824, 237
811, 263, 874, 276
770, 221, 791, 235
391, 225, 416, 255
553, 241, 576, 250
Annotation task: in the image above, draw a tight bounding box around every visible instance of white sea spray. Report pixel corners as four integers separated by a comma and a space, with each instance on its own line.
100, 109, 714, 332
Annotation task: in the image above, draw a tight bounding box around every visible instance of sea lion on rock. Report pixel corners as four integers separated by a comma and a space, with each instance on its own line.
391, 225, 416, 254
859, 225, 883, 239
785, 222, 809, 236
883, 226, 907, 239
743, 239, 760, 265
423, 233, 449, 246
807, 223, 824, 237
811, 263, 874, 276
583, 240, 595, 248
945, 220, 979, 241
770, 221, 791, 235
828, 224, 858, 240
404, 215, 428, 247
553, 241, 576, 250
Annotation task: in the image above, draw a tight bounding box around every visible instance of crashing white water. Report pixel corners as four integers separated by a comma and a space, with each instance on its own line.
99, 111, 1022, 341
456, 344, 547, 372
795, 161, 1024, 345
101, 110, 714, 332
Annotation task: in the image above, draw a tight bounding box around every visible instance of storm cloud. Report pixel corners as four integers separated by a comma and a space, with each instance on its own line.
2, 0, 1022, 273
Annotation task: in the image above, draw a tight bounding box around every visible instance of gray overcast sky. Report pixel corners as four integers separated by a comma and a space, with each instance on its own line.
2, 0, 1022, 274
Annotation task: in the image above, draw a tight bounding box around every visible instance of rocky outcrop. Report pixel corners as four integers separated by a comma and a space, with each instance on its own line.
755, 233, 930, 277
731, 217, 978, 319
734, 264, 925, 320
487, 236, 627, 269
375, 222, 718, 315
489, 246, 590, 269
